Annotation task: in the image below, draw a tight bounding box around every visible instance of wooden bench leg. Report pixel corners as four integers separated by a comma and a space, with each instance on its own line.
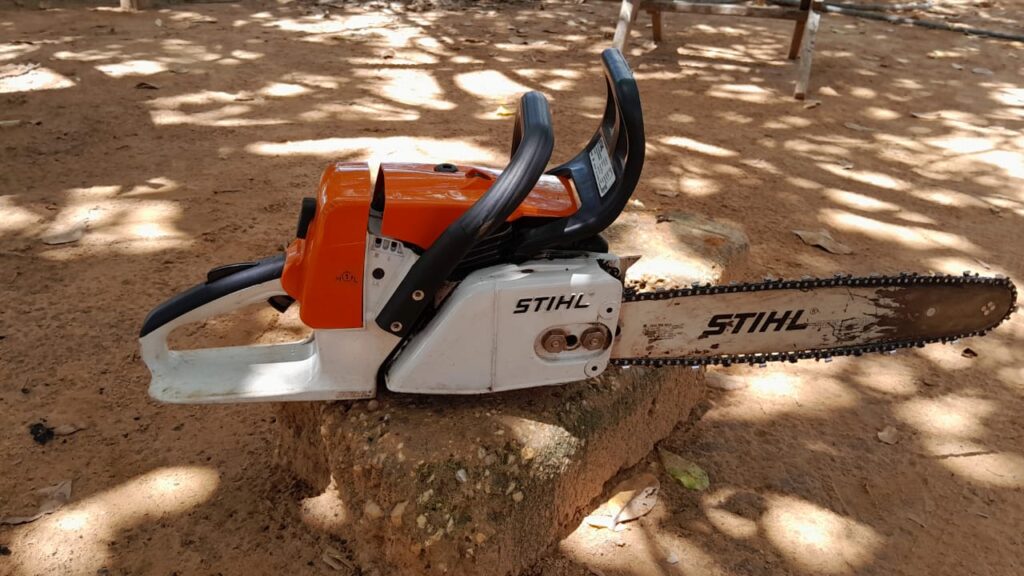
613, 0, 641, 51
787, 0, 812, 60
787, 16, 806, 60
651, 8, 663, 43
793, 8, 820, 100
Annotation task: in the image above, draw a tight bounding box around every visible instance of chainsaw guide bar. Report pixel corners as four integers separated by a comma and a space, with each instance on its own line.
610, 272, 1017, 368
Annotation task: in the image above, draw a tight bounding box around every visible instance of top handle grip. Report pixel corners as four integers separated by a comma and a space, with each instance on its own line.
512, 48, 645, 259
376, 92, 554, 337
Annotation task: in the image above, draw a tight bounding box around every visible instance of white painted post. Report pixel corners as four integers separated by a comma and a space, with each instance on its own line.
612, 0, 641, 51
793, 7, 820, 100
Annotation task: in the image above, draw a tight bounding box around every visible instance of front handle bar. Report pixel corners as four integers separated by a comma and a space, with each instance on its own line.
375, 91, 554, 337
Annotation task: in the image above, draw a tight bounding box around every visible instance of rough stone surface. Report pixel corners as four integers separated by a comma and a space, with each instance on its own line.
605, 210, 750, 288
275, 211, 748, 576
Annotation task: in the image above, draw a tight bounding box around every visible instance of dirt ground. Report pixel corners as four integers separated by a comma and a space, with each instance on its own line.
2, 0, 1023, 575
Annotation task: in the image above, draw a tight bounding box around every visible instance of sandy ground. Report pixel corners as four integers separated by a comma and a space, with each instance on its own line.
2, 1, 1024, 575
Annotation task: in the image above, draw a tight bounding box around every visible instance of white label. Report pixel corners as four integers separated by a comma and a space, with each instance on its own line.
589, 137, 615, 197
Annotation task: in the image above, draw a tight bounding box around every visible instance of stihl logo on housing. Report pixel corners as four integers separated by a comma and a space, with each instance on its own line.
700, 310, 809, 338
514, 294, 591, 314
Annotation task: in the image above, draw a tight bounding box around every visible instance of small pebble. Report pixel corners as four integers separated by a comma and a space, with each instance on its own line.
390, 501, 408, 527
512, 491, 524, 503
455, 469, 468, 483
363, 500, 383, 520
877, 425, 900, 445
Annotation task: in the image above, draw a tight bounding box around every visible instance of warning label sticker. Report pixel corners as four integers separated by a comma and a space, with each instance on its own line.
589, 137, 615, 197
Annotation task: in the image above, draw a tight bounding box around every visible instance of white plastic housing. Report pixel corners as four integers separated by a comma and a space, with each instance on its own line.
386, 256, 622, 394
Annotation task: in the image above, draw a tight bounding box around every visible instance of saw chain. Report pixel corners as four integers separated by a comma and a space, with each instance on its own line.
611, 272, 1018, 369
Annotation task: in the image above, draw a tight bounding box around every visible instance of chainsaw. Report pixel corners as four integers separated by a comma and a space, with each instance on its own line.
139, 49, 1017, 403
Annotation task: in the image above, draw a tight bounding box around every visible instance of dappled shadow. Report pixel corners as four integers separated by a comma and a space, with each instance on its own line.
2, 0, 1024, 574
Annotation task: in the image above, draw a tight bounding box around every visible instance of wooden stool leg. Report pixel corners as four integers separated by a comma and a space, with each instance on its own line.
613, 0, 641, 51
651, 9, 663, 43
788, 0, 812, 60
793, 8, 820, 100
788, 16, 807, 60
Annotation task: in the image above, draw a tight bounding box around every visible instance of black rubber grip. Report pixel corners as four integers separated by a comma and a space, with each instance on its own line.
296, 197, 317, 239
512, 48, 645, 259
139, 254, 285, 337
375, 92, 554, 337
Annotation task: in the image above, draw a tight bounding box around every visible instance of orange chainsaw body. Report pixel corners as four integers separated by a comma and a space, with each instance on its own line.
281, 162, 579, 329
378, 163, 577, 249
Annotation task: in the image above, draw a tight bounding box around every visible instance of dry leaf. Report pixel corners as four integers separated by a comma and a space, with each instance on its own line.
321, 546, 353, 571
0, 62, 40, 79
42, 221, 85, 245
494, 105, 516, 117
134, 82, 159, 90
910, 111, 939, 120
0, 480, 72, 525
961, 348, 978, 358
793, 229, 853, 255
877, 426, 900, 445
53, 424, 85, 436
843, 122, 874, 132
803, 100, 821, 110
654, 189, 678, 198
584, 473, 659, 529
658, 448, 709, 491
971, 67, 993, 76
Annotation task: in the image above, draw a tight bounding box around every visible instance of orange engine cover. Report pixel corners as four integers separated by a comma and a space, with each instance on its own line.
281, 162, 372, 329
378, 163, 578, 250
281, 162, 578, 330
